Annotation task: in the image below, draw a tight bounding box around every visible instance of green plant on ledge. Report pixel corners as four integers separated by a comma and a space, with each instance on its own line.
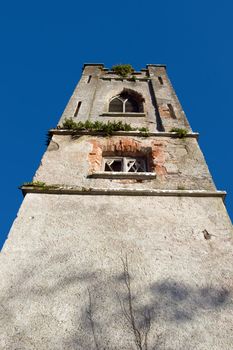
21, 181, 59, 191
61, 118, 77, 129
61, 119, 149, 135
170, 127, 188, 138
22, 181, 46, 187
21, 183, 94, 193
111, 64, 134, 77
130, 75, 137, 82
138, 127, 149, 136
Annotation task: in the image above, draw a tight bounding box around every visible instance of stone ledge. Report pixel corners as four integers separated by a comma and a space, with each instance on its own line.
20, 186, 226, 200
146, 64, 167, 69
105, 71, 145, 75
50, 129, 199, 139
82, 63, 104, 69
100, 77, 150, 82
100, 112, 146, 117
88, 172, 156, 180
81, 64, 167, 71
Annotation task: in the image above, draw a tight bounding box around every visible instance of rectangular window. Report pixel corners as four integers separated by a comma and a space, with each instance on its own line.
158, 76, 163, 85
167, 104, 176, 119
104, 158, 123, 172
103, 157, 147, 172
74, 101, 82, 117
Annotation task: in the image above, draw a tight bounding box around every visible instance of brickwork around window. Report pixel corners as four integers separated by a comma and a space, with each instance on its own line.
88, 137, 166, 175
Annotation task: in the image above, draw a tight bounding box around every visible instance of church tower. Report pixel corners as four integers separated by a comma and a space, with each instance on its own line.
0, 63, 232, 350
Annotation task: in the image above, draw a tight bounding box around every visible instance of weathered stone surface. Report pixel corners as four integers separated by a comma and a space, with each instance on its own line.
0, 194, 232, 350
35, 135, 216, 191
59, 64, 191, 132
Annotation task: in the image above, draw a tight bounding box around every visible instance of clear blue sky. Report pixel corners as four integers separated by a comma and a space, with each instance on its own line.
0, 0, 232, 249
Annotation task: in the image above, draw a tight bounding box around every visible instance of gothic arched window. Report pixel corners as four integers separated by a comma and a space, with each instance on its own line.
109, 89, 144, 113
125, 98, 139, 112
109, 97, 124, 112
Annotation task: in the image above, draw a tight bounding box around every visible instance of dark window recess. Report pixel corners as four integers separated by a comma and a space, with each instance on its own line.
103, 157, 147, 172
74, 101, 82, 117
109, 89, 144, 113
125, 99, 139, 112
104, 159, 123, 172
167, 104, 176, 119
158, 77, 163, 85
109, 96, 140, 113
87, 75, 92, 83
109, 98, 123, 112
126, 158, 146, 172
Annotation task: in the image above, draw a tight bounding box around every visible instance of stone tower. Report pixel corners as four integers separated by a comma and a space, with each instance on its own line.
0, 63, 232, 350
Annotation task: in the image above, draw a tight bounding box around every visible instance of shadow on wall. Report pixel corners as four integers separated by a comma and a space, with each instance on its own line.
78, 257, 231, 350
148, 81, 165, 132
0, 252, 231, 350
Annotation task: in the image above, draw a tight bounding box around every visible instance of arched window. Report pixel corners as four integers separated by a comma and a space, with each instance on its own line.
125, 98, 139, 112
109, 89, 144, 113
109, 97, 124, 112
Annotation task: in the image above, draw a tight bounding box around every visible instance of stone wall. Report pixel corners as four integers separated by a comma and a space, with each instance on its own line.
59, 64, 191, 132
0, 194, 232, 349
35, 134, 216, 191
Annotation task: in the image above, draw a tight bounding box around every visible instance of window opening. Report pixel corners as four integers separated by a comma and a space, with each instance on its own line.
109, 96, 139, 113
167, 104, 176, 119
104, 159, 123, 172
126, 158, 146, 172
103, 157, 147, 172
109, 98, 123, 112
74, 101, 82, 117
87, 75, 92, 83
125, 99, 139, 112
109, 89, 144, 113
158, 77, 163, 85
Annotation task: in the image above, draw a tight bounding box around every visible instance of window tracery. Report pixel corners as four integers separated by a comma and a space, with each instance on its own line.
108, 89, 144, 113
103, 157, 147, 172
